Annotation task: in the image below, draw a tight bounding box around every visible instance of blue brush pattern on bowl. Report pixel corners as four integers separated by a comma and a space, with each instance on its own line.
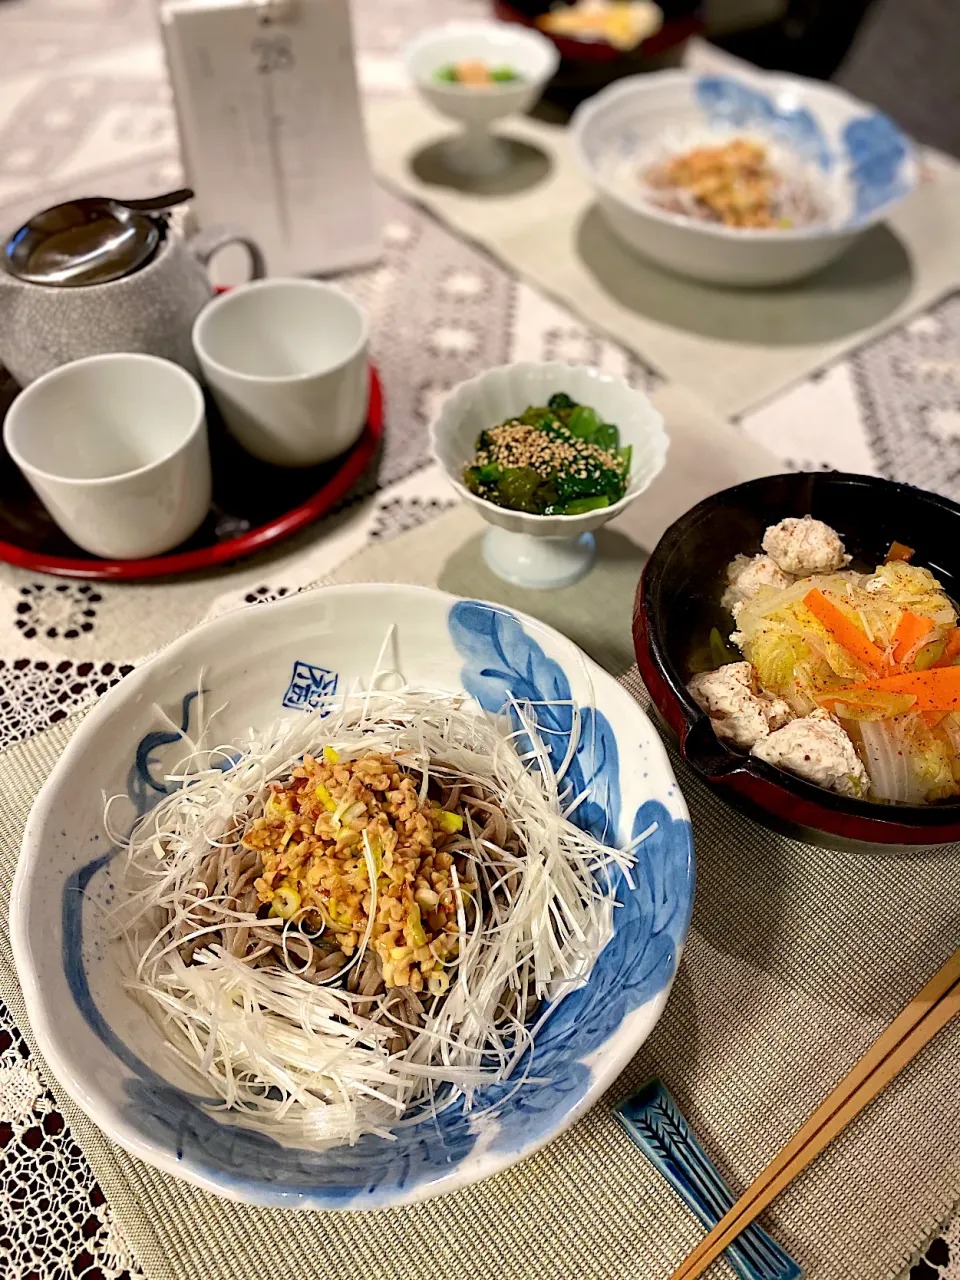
695, 75, 910, 226
25, 586, 694, 1208
695, 76, 831, 172
616, 1080, 802, 1280
842, 113, 911, 219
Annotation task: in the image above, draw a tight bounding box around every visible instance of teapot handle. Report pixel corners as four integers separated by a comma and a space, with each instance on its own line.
187, 225, 266, 282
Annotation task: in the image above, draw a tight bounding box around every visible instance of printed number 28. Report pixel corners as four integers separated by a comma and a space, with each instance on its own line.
253, 35, 294, 74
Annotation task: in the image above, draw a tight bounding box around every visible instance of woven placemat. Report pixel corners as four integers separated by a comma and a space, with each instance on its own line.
364, 93, 960, 420
1, 513, 959, 1280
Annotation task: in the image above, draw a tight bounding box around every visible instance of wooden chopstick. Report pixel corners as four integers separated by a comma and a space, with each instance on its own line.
671, 945, 960, 1280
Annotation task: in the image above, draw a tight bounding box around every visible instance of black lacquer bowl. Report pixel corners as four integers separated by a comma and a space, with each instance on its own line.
633, 471, 960, 850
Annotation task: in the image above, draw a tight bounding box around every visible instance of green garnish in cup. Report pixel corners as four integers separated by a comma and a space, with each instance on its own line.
434, 60, 521, 86
463, 392, 631, 516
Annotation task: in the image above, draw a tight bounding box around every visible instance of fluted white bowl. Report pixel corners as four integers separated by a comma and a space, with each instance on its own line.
430, 363, 668, 587
431, 362, 667, 536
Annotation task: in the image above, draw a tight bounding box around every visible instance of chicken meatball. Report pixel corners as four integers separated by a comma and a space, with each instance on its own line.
762, 516, 849, 577
721, 553, 794, 614
688, 662, 793, 750
751, 708, 868, 798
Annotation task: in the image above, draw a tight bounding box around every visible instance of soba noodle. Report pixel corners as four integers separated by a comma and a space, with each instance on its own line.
111, 677, 646, 1150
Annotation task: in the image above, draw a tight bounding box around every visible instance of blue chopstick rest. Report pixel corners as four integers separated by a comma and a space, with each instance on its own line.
614, 1079, 802, 1280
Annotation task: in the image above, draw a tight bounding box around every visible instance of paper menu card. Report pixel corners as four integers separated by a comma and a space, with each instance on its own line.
160, 0, 381, 277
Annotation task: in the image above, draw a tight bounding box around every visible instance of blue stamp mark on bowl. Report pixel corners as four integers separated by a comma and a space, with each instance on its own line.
282, 660, 338, 712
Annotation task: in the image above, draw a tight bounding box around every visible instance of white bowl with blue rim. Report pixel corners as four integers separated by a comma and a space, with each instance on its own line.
571, 69, 918, 287
10, 583, 693, 1209
430, 361, 668, 590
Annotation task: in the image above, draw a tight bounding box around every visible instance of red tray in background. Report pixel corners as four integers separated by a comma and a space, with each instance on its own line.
0, 366, 383, 581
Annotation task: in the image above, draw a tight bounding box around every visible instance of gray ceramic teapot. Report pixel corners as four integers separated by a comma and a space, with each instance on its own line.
0, 194, 265, 386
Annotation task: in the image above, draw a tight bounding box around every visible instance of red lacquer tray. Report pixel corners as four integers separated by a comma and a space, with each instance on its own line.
0, 366, 383, 581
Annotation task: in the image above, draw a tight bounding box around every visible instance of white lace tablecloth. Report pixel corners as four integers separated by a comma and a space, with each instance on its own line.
0, 3, 958, 1279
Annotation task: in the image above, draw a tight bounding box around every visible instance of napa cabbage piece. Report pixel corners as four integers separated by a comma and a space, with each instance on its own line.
745, 630, 811, 696
865, 563, 958, 628
823, 688, 917, 722
851, 713, 960, 804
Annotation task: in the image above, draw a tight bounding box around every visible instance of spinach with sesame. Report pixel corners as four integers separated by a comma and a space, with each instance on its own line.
463, 392, 631, 516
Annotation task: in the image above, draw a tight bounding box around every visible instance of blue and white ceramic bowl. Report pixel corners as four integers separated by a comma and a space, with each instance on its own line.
11, 584, 694, 1209
571, 69, 918, 286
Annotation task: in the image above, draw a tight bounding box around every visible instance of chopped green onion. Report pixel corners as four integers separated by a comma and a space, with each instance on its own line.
436, 809, 463, 833
315, 783, 337, 812
269, 883, 301, 919
407, 903, 427, 948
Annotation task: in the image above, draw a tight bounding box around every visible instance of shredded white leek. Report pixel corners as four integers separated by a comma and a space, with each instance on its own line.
113, 681, 644, 1151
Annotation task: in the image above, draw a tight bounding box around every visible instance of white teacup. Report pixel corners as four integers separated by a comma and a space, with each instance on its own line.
192, 279, 369, 467
3, 353, 211, 560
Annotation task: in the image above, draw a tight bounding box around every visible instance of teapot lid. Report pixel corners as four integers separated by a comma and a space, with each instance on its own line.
3, 199, 160, 287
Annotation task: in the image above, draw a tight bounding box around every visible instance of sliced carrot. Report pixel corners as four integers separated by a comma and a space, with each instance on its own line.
933, 628, 960, 668
803, 588, 887, 675
837, 667, 960, 711
891, 611, 934, 663
885, 540, 914, 563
